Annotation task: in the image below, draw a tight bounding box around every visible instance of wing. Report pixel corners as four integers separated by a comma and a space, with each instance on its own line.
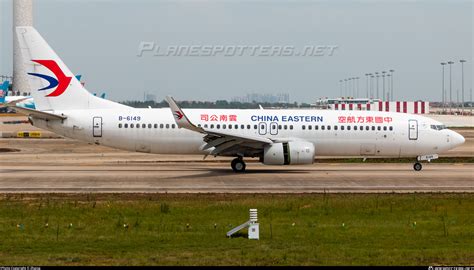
166, 96, 272, 156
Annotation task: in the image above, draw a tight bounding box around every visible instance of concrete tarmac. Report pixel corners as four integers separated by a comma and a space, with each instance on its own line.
0, 138, 472, 193
0, 162, 473, 193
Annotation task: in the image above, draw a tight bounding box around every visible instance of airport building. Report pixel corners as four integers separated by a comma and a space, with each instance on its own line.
315, 98, 430, 114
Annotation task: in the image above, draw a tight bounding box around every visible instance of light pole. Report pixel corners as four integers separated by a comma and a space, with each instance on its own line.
382, 71, 387, 101
365, 73, 369, 98
339, 80, 343, 97
448, 61, 454, 113
389, 69, 394, 101
460, 60, 466, 115
370, 74, 374, 99
356, 77, 360, 98
351, 77, 355, 98
441, 62, 446, 112
386, 74, 391, 101
344, 78, 349, 97
344, 79, 347, 97
375, 72, 379, 99
348, 78, 351, 97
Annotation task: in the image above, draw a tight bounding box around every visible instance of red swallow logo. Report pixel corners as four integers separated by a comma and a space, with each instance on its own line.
28, 60, 72, 97
174, 111, 184, 120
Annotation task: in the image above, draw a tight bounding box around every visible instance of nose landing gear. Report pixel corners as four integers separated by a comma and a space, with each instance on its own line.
414, 154, 438, 171
413, 162, 422, 171
231, 157, 246, 173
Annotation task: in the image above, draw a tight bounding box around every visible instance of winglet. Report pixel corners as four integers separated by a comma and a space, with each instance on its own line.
165, 96, 203, 133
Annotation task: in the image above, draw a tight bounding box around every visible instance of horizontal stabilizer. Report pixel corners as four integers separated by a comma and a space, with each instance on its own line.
12, 106, 66, 121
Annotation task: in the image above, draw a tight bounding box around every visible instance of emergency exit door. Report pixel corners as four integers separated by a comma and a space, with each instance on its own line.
93, 117, 103, 137
408, 119, 418, 140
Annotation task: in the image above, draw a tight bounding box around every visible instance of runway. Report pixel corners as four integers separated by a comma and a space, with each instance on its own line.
0, 162, 473, 193
0, 138, 471, 193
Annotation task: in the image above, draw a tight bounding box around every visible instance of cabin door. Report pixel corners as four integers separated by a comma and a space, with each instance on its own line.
93, 117, 103, 137
408, 120, 418, 140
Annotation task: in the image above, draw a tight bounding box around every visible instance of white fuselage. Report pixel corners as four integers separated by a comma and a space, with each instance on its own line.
30, 108, 464, 158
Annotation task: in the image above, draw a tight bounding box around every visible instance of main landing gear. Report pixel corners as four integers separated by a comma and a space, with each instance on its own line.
231, 157, 246, 173
413, 162, 422, 171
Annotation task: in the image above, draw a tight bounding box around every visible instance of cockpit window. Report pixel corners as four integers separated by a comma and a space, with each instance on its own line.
430, 124, 446, 131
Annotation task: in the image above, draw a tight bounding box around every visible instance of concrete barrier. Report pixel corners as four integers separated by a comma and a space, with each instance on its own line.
17, 131, 42, 138
0, 131, 62, 138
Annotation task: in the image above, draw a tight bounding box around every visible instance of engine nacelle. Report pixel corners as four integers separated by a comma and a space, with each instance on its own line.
263, 141, 315, 165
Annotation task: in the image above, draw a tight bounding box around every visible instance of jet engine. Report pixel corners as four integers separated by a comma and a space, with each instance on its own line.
262, 141, 315, 165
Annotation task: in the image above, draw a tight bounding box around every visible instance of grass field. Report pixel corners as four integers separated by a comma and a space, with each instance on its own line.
0, 193, 472, 266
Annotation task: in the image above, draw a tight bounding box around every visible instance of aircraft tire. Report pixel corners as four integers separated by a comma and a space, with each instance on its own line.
231, 158, 246, 173
413, 162, 422, 171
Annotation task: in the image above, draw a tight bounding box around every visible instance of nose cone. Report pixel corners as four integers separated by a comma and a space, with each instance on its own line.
451, 131, 465, 148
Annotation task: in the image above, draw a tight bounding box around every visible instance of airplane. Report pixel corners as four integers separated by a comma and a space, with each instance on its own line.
93, 92, 107, 99
0, 80, 36, 109
11, 26, 465, 172
0, 81, 9, 103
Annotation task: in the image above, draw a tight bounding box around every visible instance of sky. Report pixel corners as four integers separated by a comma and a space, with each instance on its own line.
0, 0, 472, 103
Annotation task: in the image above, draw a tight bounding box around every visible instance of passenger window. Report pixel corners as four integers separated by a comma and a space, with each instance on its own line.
365, 126, 369, 131
165, 124, 169, 129
327, 125, 331, 130
204, 124, 208, 128
222, 124, 226, 129
198, 124, 201, 127
130, 124, 134, 128
160, 124, 164, 129
308, 125, 312, 130
354, 126, 357, 131
228, 125, 232, 129
247, 125, 251, 129
383, 126, 387, 131
389, 126, 393, 131
124, 123, 128, 128
136, 124, 140, 129
118, 123, 122, 128
360, 126, 363, 131
235, 124, 239, 129
334, 126, 338, 130
315, 125, 319, 130
302, 125, 306, 130
240, 124, 245, 129
341, 126, 345, 131
377, 126, 381, 131
217, 124, 220, 129
322, 125, 325, 130
347, 126, 351, 130
278, 125, 282, 130
210, 124, 214, 129
254, 125, 258, 129
148, 124, 152, 128
154, 124, 158, 128
371, 126, 375, 131
284, 125, 288, 130
142, 124, 146, 128
290, 125, 293, 130
172, 124, 176, 129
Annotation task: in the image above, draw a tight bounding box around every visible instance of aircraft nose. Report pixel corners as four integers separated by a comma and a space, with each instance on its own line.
451, 131, 465, 147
